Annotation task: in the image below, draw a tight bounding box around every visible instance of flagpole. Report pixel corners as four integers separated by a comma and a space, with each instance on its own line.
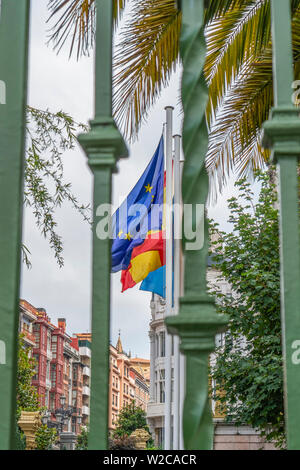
164, 106, 174, 450
173, 134, 181, 450
179, 157, 185, 450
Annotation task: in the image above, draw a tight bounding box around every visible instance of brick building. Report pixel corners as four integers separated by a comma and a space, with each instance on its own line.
19, 301, 149, 435
19, 300, 83, 434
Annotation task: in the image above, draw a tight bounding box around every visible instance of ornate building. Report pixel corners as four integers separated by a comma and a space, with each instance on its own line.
19, 300, 83, 434
108, 334, 150, 432
73, 332, 150, 433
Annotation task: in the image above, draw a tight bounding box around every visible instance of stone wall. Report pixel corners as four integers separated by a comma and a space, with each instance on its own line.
214, 423, 276, 450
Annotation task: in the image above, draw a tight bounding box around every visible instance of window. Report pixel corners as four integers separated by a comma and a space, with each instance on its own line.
51, 337, 57, 359
50, 364, 56, 387
155, 334, 159, 357
72, 390, 77, 406
159, 369, 165, 403
33, 325, 40, 348
50, 393, 55, 411
159, 331, 165, 357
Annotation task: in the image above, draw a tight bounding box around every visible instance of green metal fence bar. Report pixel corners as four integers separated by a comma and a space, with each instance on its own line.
78, 0, 128, 450
263, 0, 300, 450
166, 0, 227, 450
0, 0, 30, 450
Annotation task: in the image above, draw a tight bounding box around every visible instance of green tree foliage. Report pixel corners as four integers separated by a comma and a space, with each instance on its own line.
75, 426, 89, 450
24, 106, 90, 267
210, 171, 285, 448
113, 402, 151, 439
35, 425, 59, 450
16, 334, 40, 414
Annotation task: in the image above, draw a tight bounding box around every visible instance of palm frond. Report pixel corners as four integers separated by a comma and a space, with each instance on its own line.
207, 56, 273, 194
207, 2, 300, 191
205, 0, 249, 22
47, 0, 127, 59
206, 0, 271, 123
113, 0, 181, 139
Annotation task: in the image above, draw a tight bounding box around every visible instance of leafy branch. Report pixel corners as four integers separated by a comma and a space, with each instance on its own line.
24, 106, 91, 268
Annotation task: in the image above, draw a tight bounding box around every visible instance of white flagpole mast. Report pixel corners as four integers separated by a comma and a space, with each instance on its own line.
164, 106, 174, 450
179, 156, 185, 450
173, 134, 181, 450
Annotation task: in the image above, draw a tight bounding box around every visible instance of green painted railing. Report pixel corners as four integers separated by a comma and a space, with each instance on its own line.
263, 0, 300, 450
1, 0, 300, 451
77, 0, 128, 450
165, 0, 228, 450
0, 0, 30, 450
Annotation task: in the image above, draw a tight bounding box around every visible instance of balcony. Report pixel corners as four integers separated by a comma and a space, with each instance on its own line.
83, 366, 90, 377
21, 328, 35, 345
79, 347, 91, 358
83, 386, 90, 396
82, 405, 90, 416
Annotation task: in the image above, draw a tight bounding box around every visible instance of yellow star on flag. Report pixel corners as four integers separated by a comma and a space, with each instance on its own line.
145, 183, 153, 193
117, 230, 123, 238
125, 232, 132, 241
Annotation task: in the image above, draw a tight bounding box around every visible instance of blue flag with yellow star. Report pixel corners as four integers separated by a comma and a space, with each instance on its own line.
111, 136, 165, 275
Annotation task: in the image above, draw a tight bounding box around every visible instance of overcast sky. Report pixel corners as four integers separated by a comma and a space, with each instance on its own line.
21, 0, 243, 359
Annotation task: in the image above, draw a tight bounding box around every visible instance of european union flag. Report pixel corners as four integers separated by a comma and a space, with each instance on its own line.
111, 136, 164, 274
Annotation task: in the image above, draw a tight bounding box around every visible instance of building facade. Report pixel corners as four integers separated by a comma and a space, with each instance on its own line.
72, 333, 92, 428
19, 300, 83, 434
19, 301, 149, 436
73, 332, 150, 433
108, 335, 150, 432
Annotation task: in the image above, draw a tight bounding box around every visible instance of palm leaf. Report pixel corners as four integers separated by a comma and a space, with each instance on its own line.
206, 0, 271, 123
113, 0, 181, 139
47, 0, 127, 59
207, 2, 300, 192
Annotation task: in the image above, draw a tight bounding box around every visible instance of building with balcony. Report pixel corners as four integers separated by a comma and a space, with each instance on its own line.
74, 331, 150, 433
72, 334, 92, 428
19, 300, 83, 435
19, 300, 36, 350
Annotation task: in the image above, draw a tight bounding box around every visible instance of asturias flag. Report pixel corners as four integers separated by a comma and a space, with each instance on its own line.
111, 137, 165, 292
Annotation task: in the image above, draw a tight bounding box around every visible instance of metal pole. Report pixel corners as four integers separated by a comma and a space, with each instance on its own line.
78, 0, 128, 449
173, 135, 181, 450
164, 106, 174, 450
179, 158, 185, 451
0, 0, 30, 450
166, 0, 228, 450
263, 0, 300, 450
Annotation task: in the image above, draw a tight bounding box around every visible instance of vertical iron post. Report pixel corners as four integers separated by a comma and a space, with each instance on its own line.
0, 0, 30, 450
166, 0, 228, 450
78, 0, 128, 450
263, 0, 300, 450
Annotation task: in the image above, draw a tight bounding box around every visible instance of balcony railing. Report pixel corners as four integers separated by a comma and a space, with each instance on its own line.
20, 328, 35, 344
83, 366, 90, 377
